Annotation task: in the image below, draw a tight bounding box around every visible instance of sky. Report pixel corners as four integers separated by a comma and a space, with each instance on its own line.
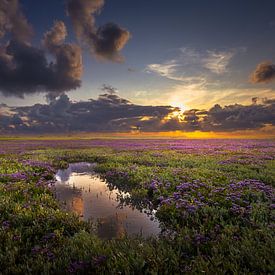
0, 0, 274, 136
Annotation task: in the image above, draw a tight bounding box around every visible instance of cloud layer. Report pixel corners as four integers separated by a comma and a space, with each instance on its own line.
0, 92, 274, 134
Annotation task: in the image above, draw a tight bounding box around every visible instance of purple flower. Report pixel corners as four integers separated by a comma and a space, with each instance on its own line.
31, 246, 41, 255
93, 255, 107, 266
12, 235, 21, 241
42, 233, 56, 242
158, 196, 164, 202
194, 233, 208, 245
68, 261, 87, 273
2, 220, 10, 229
47, 251, 55, 261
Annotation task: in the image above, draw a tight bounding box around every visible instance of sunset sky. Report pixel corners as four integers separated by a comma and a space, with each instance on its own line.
0, 0, 274, 136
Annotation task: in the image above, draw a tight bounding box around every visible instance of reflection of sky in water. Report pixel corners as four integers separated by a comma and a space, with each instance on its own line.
55, 163, 160, 239
55, 162, 97, 182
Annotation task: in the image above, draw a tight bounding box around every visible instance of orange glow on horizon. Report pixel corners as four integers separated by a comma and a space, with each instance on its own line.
2, 128, 274, 140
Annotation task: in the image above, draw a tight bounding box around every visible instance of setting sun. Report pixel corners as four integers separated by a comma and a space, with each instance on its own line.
170, 102, 187, 112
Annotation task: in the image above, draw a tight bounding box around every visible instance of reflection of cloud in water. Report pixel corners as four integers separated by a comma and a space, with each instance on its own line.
55, 162, 96, 182
55, 163, 160, 239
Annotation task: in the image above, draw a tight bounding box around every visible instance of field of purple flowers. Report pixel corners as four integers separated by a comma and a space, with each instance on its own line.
0, 139, 274, 274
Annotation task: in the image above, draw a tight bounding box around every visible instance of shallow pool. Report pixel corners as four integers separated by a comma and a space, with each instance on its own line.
55, 162, 160, 239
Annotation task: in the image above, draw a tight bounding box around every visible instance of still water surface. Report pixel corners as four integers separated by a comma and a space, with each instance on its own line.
55, 163, 160, 239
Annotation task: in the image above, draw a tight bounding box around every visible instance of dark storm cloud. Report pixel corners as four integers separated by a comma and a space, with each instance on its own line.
0, 93, 175, 133
182, 110, 200, 130
0, 93, 274, 134
250, 62, 275, 83
0, 19, 82, 98
42, 21, 83, 100
202, 101, 275, 131
67, 0, 131, 62
94, 23, 131, 62
0, 0, 129, 98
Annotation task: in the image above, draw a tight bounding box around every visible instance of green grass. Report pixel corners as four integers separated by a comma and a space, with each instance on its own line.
0, 144, 274, 274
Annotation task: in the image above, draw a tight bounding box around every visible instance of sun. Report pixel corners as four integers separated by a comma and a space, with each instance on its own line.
162, 100, 190, 122
169, 101, 187, 112
162, 102, 187, 122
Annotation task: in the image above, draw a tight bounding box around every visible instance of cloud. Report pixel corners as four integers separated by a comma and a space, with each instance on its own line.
94, 23, 130, 62
0, 92, 274, 134
250, 62, 275, 84
202, 101, 275, 131
67, 0, 130, 62
146, 48, 236, 82
101, 84, 117, 94
263, 98, 275, 105
0, 2, 83, 99
0, 92, 176, 133
0, 0, 33, 42
202, 50, 234, 74
0, 1, 130, 98
155, 81, 275, 111
0, 20, 82, 99
43, 21, 67, 50
66, 0, 103, 39
146, 60, 185, 81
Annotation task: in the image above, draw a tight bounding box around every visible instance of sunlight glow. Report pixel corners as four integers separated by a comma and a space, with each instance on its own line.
164, 110, 185, 122
170, 102, 187, 112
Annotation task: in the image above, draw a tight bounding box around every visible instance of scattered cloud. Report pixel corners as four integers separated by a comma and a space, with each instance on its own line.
67, 0, 131, 62
250, 62, 275, 84
202, 50, 235, 74
0, 21, 82, 99
43, 21, 67, 50
0, 0, 130, 99
145, 47, 239, 106
100, 84, 117, 94
0, 0, 33, 42
146, 47, 236, 83
146, 60, 183, 81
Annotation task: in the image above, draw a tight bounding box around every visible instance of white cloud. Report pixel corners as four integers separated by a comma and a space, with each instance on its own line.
0, 104, 16, 116
202, 51, 235, 74
146, 47, 237, 82
146, 60, 185, 81
142, 47, 262, 110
